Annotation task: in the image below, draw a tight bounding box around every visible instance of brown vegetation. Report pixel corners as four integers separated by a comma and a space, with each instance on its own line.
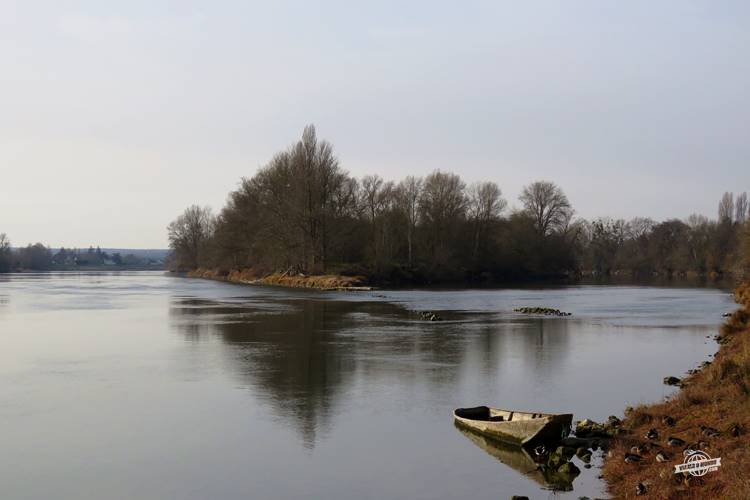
603, 282, 750, 498
188, 267, 369, 291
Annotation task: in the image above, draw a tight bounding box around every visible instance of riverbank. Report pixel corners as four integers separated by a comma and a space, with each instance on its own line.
187, 268, 371, 291
602, 282, 750, 498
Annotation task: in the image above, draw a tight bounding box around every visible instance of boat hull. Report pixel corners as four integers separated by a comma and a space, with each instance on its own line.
453, 406, 572, 447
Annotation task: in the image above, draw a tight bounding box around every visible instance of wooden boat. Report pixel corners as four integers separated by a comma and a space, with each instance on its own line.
453, 406, 573, 447
454, 424, 575, 491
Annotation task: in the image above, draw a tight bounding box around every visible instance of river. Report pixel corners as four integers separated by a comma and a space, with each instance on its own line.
0, 272, 735, 499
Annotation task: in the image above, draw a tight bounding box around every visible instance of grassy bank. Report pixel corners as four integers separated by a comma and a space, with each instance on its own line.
603, 282, 750, 498
187, 268, 370, 291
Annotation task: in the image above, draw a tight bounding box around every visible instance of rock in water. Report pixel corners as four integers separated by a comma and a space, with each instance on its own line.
547, 453, 565, 469
663, 376, 681, 386
513, 306, 572, 317
557, 462, 580, 475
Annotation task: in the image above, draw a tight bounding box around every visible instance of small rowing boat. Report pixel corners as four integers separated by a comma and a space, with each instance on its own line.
453, 406, 572, 447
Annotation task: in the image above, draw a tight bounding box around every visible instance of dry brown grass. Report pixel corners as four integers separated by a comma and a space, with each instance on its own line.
603, 282, 750, 499
259, 271, 367, 290
187, 267, 369, 290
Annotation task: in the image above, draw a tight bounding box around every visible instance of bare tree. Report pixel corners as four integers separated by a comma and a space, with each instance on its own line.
420, 171, 467, 265
519, 181, 573, 236
167, 205, 215, 269
361, 175, 395, 266
686, 214, 709, 229
735, 192, 748, 224
685, 214, 712, 271
250, 125, 352, 273
588, 218, 627, 274
718, 192, 734, 223
361, 175, 393, 222
626, 217, 655, 240
394, 176, 422, 266
466, 181, 506, 261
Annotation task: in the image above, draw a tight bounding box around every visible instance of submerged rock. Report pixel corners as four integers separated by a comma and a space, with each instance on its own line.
513, 306, 572, 317
417, 311, 443, 322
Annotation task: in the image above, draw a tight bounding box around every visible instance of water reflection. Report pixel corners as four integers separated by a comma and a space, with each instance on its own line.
170, 297, 413, 447
1, 273, 730, 499
454, 424, 577, 491
169, 296, 578, 449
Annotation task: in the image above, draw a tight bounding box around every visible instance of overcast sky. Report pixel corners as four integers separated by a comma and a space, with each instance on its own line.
1, 1, 749, 248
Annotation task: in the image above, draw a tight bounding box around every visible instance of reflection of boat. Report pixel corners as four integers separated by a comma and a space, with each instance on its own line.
453, 406, 572, 447
455, 424, 576, 491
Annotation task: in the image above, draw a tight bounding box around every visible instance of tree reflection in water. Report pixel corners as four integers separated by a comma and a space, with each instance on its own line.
169, 295, 571, 449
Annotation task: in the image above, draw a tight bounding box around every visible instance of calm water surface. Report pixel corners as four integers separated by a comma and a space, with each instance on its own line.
0, 272, 735, 499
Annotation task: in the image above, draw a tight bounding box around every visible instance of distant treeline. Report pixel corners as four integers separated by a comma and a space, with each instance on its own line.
0, 239, 163, 272
168, 126, 750, 284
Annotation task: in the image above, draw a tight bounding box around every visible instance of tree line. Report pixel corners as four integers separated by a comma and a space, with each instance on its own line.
0, 238, 53, 272
0, 239, 162, 272
161, 126, 741, 283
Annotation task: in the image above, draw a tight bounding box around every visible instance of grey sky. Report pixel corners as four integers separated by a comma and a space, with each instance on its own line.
1, 1, 749, 248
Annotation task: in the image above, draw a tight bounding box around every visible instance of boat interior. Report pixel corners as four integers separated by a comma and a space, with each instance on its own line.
455, 406, 549, 422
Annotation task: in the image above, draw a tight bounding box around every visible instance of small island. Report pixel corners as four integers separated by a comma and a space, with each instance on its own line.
166, 126, 748, 292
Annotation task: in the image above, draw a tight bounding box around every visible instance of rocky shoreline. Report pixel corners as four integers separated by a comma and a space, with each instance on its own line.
601, 282, 750, 498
